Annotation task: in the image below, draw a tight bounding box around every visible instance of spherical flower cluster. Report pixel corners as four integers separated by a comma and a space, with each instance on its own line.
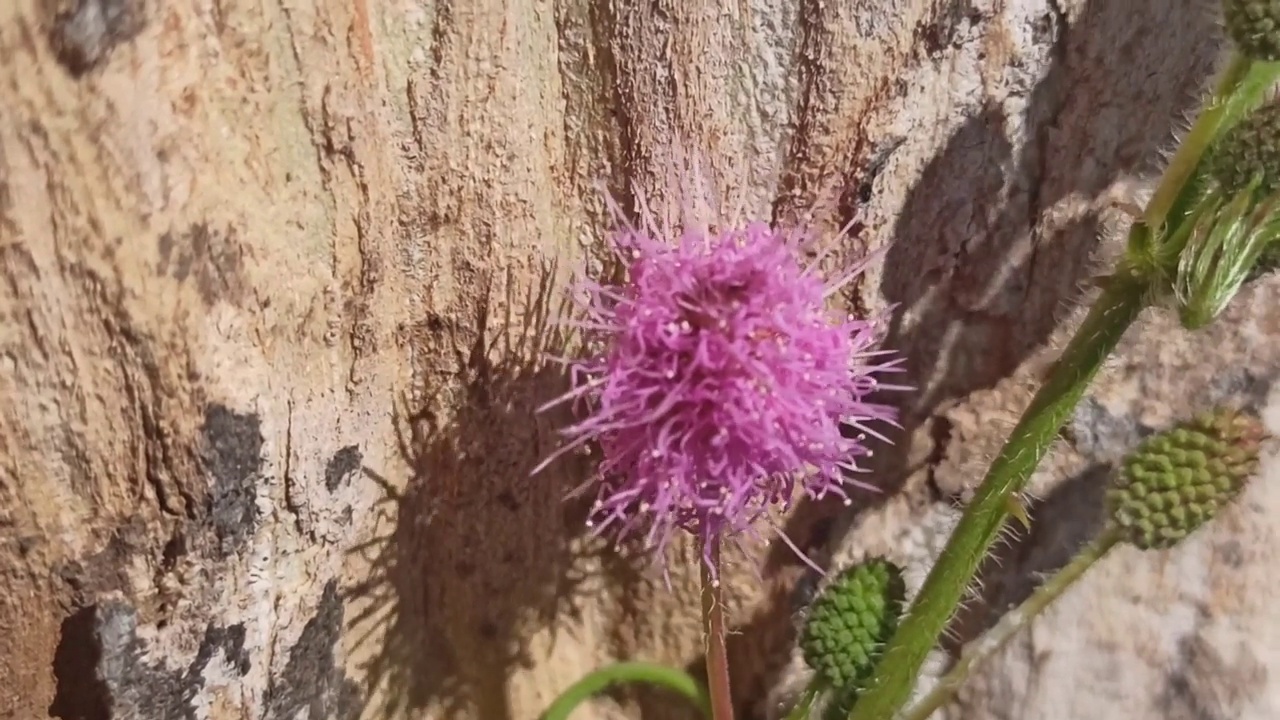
535, 199, 905, 579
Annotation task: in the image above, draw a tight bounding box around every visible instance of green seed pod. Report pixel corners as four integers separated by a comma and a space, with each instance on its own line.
1224, 0, 1280, 61
1208, 101, 1280, 196
799, 558, 905, 691
1107, 409, 1266, 550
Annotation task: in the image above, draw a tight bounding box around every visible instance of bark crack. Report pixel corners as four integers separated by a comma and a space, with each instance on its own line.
280, 396, 308, 538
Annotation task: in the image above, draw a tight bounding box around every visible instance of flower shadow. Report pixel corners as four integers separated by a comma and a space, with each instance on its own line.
344, 259, 608, 720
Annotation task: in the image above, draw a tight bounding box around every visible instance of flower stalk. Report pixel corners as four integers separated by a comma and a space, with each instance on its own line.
1127, 56, 1280, 270
701, 538, 735, 720
1142, 53, 1253, 231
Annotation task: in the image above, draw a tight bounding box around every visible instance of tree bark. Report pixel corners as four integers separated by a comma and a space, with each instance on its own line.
0, 0, 1240, 719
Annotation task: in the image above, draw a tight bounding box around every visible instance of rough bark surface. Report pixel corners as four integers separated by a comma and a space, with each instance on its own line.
1, 0, 1270, 720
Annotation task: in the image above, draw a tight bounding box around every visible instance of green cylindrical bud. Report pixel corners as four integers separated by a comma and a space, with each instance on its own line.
1107, 409, 1266, 550
1171, 101, 1280, 330
1208, 101, 1280, 196
799, 558, 905, 692
1224, 0, 1280, 60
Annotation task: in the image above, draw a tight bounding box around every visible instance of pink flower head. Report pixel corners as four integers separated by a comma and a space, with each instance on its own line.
535, 189, 906, 582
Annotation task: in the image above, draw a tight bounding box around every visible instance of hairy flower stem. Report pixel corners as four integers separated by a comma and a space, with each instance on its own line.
1145, 53, 1253, 229
899, 527, 1123, 720
539, 661, 712, 720
703, 538, 735, 720
1140, 56, 1280, 245
846, 273, 1149, 720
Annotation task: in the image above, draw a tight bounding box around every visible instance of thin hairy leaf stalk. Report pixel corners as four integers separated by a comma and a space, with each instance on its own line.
1145, 58, 1280, 243
899, 527, 1123, 720
1144, 53, 1252, 229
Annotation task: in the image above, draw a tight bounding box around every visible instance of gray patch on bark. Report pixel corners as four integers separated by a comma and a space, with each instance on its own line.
265, 580, 362, 719
49, 601, 250, 720
56, 520, 148, 607
1068, 396, 1150, 461
1070, 370, 1275, 463
1158, 631, 1267, 720
200, 404, 263, 557
47, 0, 146, 77
156, 223, 246, 305
1206, 368, 1274, 412
324, 445, 362, 493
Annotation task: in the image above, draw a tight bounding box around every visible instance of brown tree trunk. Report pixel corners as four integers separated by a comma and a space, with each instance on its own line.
3, 1, 1261, 720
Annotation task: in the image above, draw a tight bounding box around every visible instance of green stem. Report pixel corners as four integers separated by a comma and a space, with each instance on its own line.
540, 661, 712, 720
784, 685, 821, 720
1144, 53, 1252, 230
846, 273, 1149, 720
702, 537, 735, 720
899, 527, 1123, 720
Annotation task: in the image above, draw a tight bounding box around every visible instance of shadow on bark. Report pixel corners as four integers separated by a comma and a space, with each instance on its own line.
883, 0, 1222, 665
876, 0, 1220, 505
695, 0, 1221, 715
344, 260, 611, 720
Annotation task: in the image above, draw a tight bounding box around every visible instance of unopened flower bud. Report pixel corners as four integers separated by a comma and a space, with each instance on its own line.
1169, 103, 1280, 327
800, 559, 905, 691
1107, 409, 1266, 550
1224, 0, 1280, 60
1174, 185, 1279, 328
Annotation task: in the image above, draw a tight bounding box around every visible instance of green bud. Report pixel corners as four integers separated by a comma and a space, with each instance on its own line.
1142, 102, 1280, 327
1208, 100, 1280, 196
1107, 409, 1266, 550
1174, 183, 1280, 328
1224, 0, 1280, 61
800, 558, 905, 692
